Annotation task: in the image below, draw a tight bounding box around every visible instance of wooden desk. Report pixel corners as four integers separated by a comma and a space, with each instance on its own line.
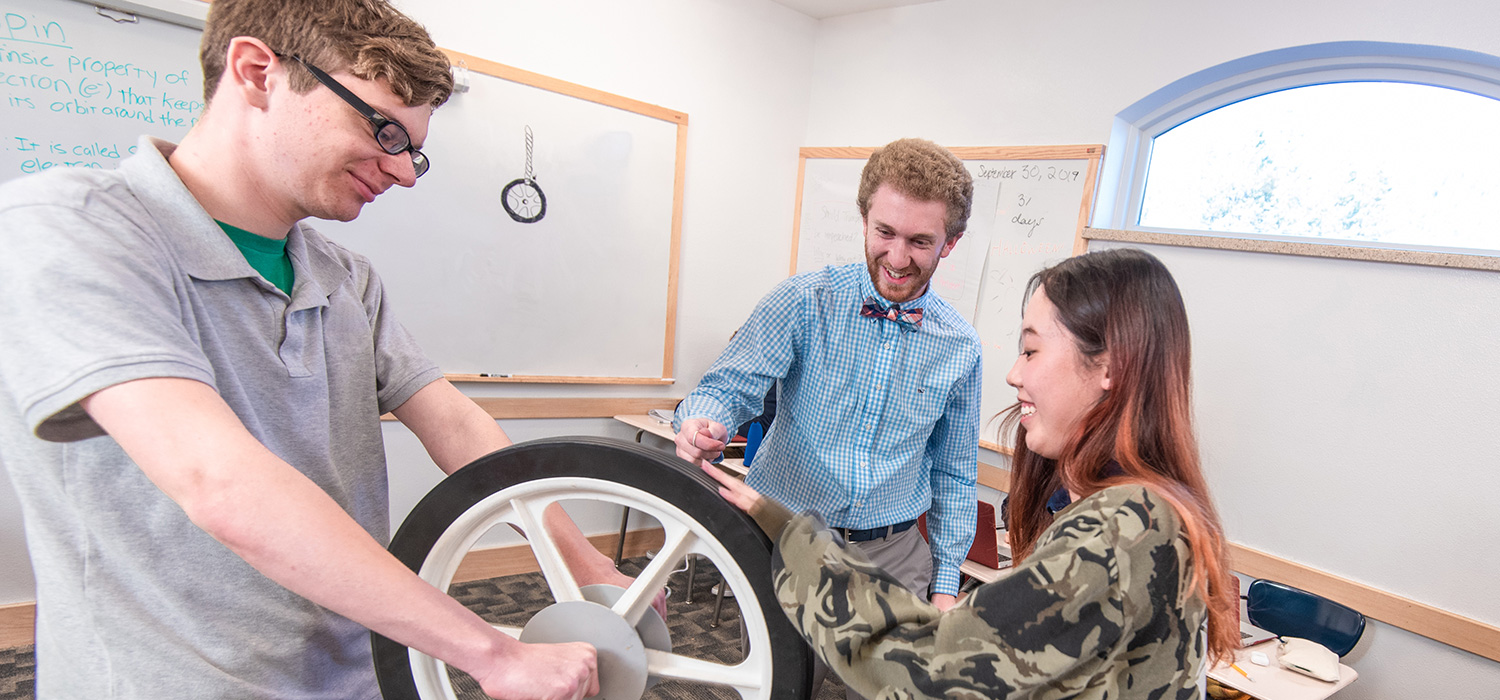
614, 412, 677, 442
614, 413, 745, 447
1208, 639, 1357, 700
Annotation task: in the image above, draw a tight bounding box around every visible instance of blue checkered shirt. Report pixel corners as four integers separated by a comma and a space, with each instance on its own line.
677, 263, 981, 595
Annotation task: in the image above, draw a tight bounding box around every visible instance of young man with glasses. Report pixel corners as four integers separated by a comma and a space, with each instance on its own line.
0, 1, 615, 698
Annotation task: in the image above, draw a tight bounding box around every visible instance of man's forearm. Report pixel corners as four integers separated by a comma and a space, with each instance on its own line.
928, 471, 978, 596
394, 379, 511, 475
82, 377, 516, 675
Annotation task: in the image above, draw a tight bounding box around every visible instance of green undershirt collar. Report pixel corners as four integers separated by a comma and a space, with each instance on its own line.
216, 221, 294, 295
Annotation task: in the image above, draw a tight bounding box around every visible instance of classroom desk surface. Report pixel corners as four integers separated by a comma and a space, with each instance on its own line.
614, 414, 746, 447
959, 527, 1013, 583
1208, 638, 1357, 700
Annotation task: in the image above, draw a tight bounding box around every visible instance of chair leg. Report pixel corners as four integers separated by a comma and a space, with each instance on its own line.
613, 506, 630, 566
710, 577, 729, 628
616, 428, 647, 567
685, 555, 698, 604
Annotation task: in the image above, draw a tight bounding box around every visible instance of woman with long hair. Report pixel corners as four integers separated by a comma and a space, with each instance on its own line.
703, 248, 1238, 699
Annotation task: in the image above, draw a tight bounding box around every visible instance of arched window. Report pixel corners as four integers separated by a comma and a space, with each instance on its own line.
1096, 42, 1500, 258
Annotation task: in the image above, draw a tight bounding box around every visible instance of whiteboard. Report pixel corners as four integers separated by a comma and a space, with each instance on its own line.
792, 146, 1103, 448
294, 52, 689, 383
0, 5, 687, 384
0, 0, 202, 181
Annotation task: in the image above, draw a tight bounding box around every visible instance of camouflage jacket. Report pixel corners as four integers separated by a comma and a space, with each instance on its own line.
756, 484, 1206, 699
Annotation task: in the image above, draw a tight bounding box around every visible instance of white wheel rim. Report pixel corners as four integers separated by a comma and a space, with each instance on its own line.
404, 476, 776, 700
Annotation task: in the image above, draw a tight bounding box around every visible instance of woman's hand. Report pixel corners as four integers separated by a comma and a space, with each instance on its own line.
700, 462, 763, 515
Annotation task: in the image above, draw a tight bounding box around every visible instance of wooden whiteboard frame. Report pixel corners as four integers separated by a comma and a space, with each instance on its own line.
438, 49, 687, 386
791, 145, 1104, 452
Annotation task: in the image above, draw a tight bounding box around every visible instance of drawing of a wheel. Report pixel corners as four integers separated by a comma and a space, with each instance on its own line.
373, 437, 814, 699
502, 178, 546, 223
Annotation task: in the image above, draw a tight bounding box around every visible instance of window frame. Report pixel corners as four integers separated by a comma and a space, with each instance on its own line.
1093, 41, 1500, 267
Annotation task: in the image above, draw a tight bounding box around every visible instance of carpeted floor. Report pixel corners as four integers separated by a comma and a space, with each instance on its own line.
0, 555, 844, 700
0, 646, 32, 700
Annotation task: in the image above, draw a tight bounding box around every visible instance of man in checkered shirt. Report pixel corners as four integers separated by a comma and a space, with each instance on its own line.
674, 138, 982, 697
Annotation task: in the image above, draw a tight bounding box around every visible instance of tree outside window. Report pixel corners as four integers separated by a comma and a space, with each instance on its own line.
1140, 82, 1500, 253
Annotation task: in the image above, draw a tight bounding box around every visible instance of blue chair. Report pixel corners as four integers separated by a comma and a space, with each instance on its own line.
1245, 579, 1366, 657
743, 422, 764, 467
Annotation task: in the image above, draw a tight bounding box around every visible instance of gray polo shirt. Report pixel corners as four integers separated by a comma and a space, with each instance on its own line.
0, 136, 443, 699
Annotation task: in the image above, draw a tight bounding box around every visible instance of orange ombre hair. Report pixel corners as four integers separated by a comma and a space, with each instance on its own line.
1001, 248, 1238, 664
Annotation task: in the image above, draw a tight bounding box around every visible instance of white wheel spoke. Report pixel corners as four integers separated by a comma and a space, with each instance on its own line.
645, 648, 765, 692
510, 497, 583, 604
491, 623, 522, 639
389, 464, 800, 700
612, 522, 696, 626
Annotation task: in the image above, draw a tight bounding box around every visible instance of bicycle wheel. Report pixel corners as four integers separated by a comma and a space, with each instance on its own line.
373, 436, 814, 699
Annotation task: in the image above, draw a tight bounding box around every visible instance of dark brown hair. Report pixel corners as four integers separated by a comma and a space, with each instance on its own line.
200, 0, 454, 108
856, 138, 973, 239
1001, 247, 1238, 664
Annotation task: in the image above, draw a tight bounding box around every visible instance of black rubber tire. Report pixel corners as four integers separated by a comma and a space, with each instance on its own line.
372, 436, 814, 699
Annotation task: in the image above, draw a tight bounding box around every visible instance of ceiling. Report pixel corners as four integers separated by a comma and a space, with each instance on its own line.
770, 0, 940, 20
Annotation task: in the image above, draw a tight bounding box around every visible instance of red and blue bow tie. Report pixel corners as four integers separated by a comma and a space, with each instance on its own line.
860, 297, 923, 330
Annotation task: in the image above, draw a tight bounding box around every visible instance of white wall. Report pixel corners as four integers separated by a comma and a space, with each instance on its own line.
803, 0, 1500, 146
802, 0, 1500, 696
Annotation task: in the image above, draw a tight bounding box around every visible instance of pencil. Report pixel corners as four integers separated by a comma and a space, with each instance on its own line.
1231, 663, 1253, 681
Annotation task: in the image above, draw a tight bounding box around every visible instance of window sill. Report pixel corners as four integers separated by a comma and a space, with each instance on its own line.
1085, 227, 1500, 273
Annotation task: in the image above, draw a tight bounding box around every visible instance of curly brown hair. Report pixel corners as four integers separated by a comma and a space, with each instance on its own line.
856, 138, 973, 239
200, 0, 453, 109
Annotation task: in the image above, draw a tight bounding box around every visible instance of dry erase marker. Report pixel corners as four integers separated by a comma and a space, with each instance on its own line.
478, 373, 511, 378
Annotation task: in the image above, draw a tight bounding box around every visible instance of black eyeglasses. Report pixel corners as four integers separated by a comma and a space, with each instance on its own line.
281, 54, 430, 178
